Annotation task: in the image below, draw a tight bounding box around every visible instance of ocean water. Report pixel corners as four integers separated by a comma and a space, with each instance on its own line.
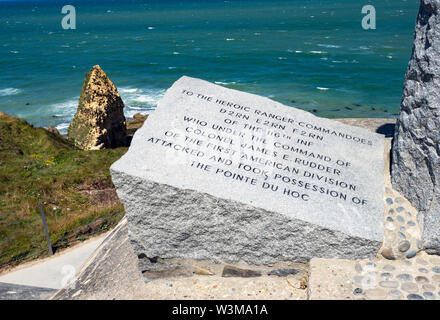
0, 0, 420, 134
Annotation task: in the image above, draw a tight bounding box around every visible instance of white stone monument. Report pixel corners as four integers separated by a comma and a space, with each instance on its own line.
111, 76, 385, 270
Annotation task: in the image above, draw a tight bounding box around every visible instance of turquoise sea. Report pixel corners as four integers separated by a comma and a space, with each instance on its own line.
0, 0, 419, 133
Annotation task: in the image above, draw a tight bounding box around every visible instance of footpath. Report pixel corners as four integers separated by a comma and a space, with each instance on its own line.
0, 233, 107, 300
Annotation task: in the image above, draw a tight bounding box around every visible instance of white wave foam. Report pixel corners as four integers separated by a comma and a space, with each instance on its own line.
309, 51, 327, 54
50, 98, 78, 113
331, 59, 359, 64
50, 87, 164, 132
316, 87, 329, 91
55, 122, 70, 133
0, 88, 22, 96
126, 106, 144, 110
119, 88, 139, 94
317, 44, 341, 48
214, 81, 237, 85
48, 99, 78, 134
119, 86, 165, 107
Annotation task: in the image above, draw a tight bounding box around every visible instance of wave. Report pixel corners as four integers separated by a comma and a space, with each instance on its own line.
316, 87, 329, 91
317, 44, 341, 49
0, 88, 22, 96
119, 88, 139, 94
126, 106, 144, 110
50, 98, 78, 114
49, 87, 164, 133
47, 99, 78, 134
331, 59, 360, 64
214, 81, 237, 85
119, 87, 164, 104
119, 86, 165, 117
55, 122, 70, 133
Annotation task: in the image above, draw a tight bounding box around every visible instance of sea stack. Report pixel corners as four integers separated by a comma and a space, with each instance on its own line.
391, 0, 440, 254
68, 65, 127, 150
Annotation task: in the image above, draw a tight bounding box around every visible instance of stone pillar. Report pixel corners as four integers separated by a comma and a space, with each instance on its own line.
391, 0, 440, 254
68, 65, 127, 150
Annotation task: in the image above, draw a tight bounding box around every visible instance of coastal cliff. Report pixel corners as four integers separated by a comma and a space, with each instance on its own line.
0, 112, 126, 269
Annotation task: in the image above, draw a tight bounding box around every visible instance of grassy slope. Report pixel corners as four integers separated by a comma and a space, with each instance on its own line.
0, 113, 127, 269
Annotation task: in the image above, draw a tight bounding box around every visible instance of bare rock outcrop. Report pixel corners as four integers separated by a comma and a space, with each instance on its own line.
391, 0, 440, 254
68, 65, 127, 150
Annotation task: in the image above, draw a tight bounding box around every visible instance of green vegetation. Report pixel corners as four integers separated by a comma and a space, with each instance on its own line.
0, 113, 127, 270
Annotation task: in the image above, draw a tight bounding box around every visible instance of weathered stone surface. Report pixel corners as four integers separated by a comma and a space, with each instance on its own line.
381, 248, 396, 260
391, 0, 440, 254
192, 266, 214, 276
0, 283, 56, 300
111, 76, 384, 273
68, 65, 127, 150
309, 252, 440, 300
222, 266, 261, 278
53, 218, 308, 300
365, 288, 387, 300
267, 268, 299, 277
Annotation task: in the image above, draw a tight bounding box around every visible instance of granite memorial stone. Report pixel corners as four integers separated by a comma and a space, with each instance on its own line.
391, 0, 440, 255
111, 76, 385, 272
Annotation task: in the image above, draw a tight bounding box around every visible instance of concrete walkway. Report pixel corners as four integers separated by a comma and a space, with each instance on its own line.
0, 233, 107, 293
54, 219, 309, 300
0, 282, 57, 300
